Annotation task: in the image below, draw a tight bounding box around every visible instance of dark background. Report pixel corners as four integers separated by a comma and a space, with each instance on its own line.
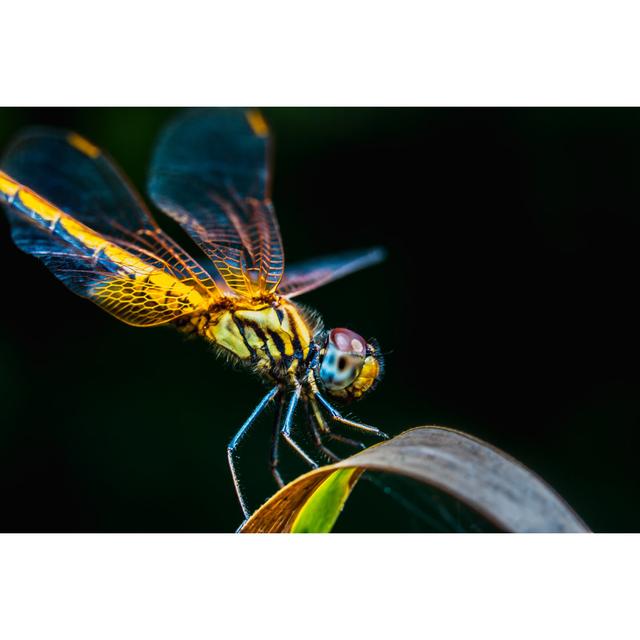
1, 108, 638, 532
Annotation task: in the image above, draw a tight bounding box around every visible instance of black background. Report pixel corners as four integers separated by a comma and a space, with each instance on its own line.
1, 108, 638, 532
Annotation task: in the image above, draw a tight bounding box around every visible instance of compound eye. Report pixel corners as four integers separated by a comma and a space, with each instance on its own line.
319, 328, 367, 391
329, 328, 367, 356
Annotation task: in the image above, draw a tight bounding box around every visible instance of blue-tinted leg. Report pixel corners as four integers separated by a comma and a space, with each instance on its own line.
228, 386, 279, 518
281, 387, 318, 468
315, 391, 389, 439
306, 397, 366, 463
305, 400, 340, 462
270, 393, 286, 488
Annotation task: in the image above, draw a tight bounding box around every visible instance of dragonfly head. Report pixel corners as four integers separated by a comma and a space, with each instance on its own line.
315, 328, 383, 401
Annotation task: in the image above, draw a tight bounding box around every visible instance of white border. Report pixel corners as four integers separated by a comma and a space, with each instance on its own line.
3, 1, 640, 105
0, 534, 637, 639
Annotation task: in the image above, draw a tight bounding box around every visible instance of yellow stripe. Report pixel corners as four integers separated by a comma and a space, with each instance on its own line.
278, 332, 294, 357
209, 312, 252, 359
15, 183, 204, 307
67, 132, 101, 158
17, 189, 150, 274
18, 189, 66, 225
242, 325, 265, 352
285, 304, 311, 348
0, 171, 20, 199
246, 110, 269, 137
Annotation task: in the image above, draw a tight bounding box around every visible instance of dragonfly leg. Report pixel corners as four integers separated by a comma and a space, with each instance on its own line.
227, 386, 280, 519
308, 395, 367, 457
314, 391, 389, 439
305, 400, 341, 462
326, 431, 367, 449
270, 393, 286, 489
281, 386, 319, 469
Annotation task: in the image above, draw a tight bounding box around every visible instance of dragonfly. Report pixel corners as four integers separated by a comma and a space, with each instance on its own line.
0, 108, 387, 518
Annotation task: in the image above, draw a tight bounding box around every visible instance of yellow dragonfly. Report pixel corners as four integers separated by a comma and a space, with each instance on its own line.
0, 109, 386, 517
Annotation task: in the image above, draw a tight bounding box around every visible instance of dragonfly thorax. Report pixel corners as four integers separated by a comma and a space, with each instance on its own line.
176, 295, 318, 382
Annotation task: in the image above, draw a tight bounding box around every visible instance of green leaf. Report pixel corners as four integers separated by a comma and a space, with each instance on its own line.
239, 426, 590, 533
290, 467, 361, 533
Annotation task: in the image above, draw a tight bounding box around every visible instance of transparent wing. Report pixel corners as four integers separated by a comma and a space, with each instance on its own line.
277, 247, 387, 298
148, 108, 284, 298
2, 127, 218, 295
0, 131, 214, 326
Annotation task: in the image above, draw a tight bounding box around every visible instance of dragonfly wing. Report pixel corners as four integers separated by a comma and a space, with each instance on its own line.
8, 210, 206, 326
2, 128, 218, 293
148, 108, 284, 298
0, 130, 214, 326
277, 247, 387, 298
